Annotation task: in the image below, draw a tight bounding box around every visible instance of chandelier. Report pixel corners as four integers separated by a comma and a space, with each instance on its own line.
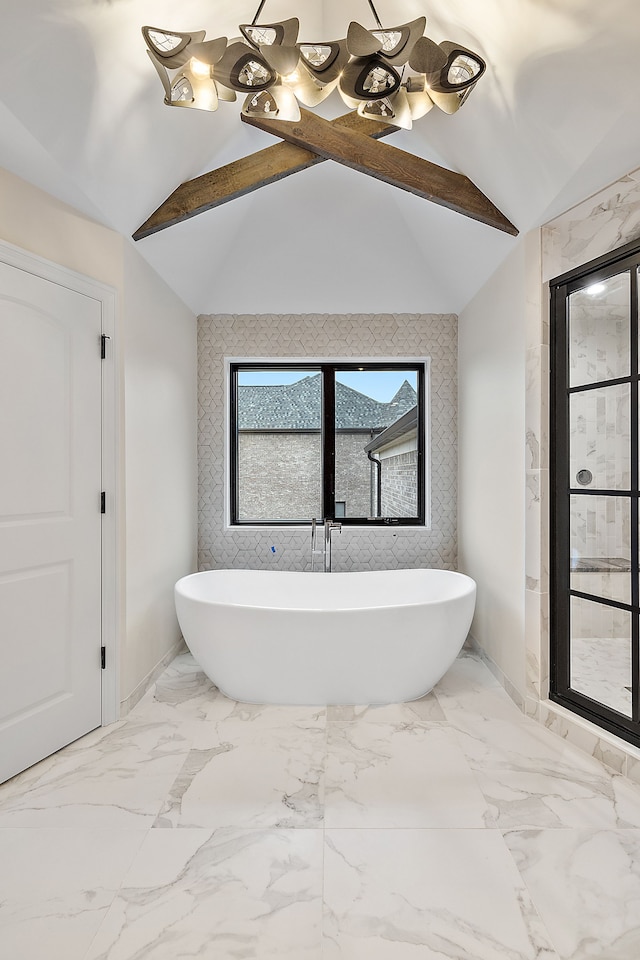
142, 1, 486, 130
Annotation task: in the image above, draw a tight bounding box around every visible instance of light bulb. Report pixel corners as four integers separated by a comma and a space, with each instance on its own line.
190, 58, 211, 78
586, 283, 606, 296
283, 70, 300, 83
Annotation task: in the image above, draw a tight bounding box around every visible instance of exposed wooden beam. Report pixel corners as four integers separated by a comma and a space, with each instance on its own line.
133, 112, 398, 240
242, 107, 518, 236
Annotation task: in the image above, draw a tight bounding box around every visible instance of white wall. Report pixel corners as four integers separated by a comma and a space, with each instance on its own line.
458, 240, 527, 694
121, 243, 197, 702
0, 168, 124, 289
0, 167, 198, 710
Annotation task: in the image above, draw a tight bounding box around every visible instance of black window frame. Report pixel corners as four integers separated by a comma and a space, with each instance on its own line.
230, 361, 426, 526
550, 236, 640, 747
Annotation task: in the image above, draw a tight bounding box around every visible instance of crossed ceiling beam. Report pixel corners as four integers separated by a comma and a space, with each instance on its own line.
133, 108, 517, 241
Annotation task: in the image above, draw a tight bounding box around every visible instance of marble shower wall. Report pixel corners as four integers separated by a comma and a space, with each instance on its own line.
197, 314, 457, 572
525, 166, 640, 703
568, 282, 631, 563
543, 170, 640, 281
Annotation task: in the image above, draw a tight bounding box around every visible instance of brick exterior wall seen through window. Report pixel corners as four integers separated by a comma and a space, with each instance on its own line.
238, 432, 322, 520
381, 450, 418, 517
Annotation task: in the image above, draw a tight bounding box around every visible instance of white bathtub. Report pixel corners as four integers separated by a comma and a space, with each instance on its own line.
174, 568, 476, 705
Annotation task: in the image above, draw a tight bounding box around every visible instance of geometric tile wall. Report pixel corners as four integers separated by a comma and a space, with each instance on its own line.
198, 313, 457, 572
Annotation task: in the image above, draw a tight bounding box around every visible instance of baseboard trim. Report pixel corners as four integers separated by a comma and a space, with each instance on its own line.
118, 638, 187, 717
466, 634, 640, 787
464, 635, 526, 712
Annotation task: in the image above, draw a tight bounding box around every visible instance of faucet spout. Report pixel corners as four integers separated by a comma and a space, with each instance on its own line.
323, 519, 342, 573
310, 518, 322, 572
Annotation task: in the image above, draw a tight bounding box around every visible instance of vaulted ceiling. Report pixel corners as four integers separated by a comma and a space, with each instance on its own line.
1, 1, 639, 316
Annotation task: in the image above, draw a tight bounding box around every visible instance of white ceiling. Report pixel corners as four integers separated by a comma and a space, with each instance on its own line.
1, 0, 639, 316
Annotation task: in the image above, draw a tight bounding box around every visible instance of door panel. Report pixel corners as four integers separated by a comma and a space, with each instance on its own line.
0, 261, 103, 783
1, 563, 72, 719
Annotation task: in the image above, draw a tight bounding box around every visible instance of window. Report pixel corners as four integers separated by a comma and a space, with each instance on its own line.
229, 361, 426, 525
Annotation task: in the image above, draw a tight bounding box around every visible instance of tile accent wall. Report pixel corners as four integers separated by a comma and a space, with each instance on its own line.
198, 314, 457, 573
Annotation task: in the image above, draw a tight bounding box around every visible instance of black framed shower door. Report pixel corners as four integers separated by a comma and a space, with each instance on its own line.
550, 237, 640, 747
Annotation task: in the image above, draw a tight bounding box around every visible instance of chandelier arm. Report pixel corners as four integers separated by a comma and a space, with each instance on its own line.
251, 0, 268, 25
367, 0, 384, 28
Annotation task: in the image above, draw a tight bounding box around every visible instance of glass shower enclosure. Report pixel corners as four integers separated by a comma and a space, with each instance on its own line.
550, 238, 640, 746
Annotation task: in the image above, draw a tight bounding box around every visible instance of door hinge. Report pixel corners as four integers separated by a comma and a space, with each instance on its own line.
101, 334, 110, 359
101, 646, 106, 669
101, 491, 106, 514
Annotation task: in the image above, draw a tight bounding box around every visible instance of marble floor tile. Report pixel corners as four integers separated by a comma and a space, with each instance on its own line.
155, 719, 326, 829
4, 650, 640, 959
327, 691, 446, 723
201, 693, 327, 724
324, 722, 489, 828
453, 717, 640, 829
0, 720, 193, 828
0, 827, 146, 960
128, 652, 218, 721
434, 655, 526, 725
323, 828, 559, 959
131, 652, 327, 725
505, 829, 640, 960
84, 828, 323, 960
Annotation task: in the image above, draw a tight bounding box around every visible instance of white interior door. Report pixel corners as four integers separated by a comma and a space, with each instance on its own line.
0, 260, 103, 784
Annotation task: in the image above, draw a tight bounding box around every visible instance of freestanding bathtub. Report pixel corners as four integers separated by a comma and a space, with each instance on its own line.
175, 568, 476, 705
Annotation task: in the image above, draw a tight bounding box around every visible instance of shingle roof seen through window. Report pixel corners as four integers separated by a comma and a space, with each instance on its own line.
238, 374, 417, 430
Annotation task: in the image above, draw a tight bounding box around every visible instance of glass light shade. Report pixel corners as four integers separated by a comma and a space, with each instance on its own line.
421, 41, 485, 94
339, 57, 401, 102
357, 97, 395, 120
170, 76, 193, 102
242, 25, 277, 46
142, 26, 206, 69
238, 60, 271, 86
299, 44, 333, 68
372, 18, 426, 66
296, 39, 349, 84
147, 50, 219, 111
357, 87, 414, 128
239, 18, 299, 49
448, 54, 481, 85
146, 29, 184, 54
372, 31, 403, 54
215, 42, 275, 91
438, 42, 485, 91
241, 83, 301, 121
